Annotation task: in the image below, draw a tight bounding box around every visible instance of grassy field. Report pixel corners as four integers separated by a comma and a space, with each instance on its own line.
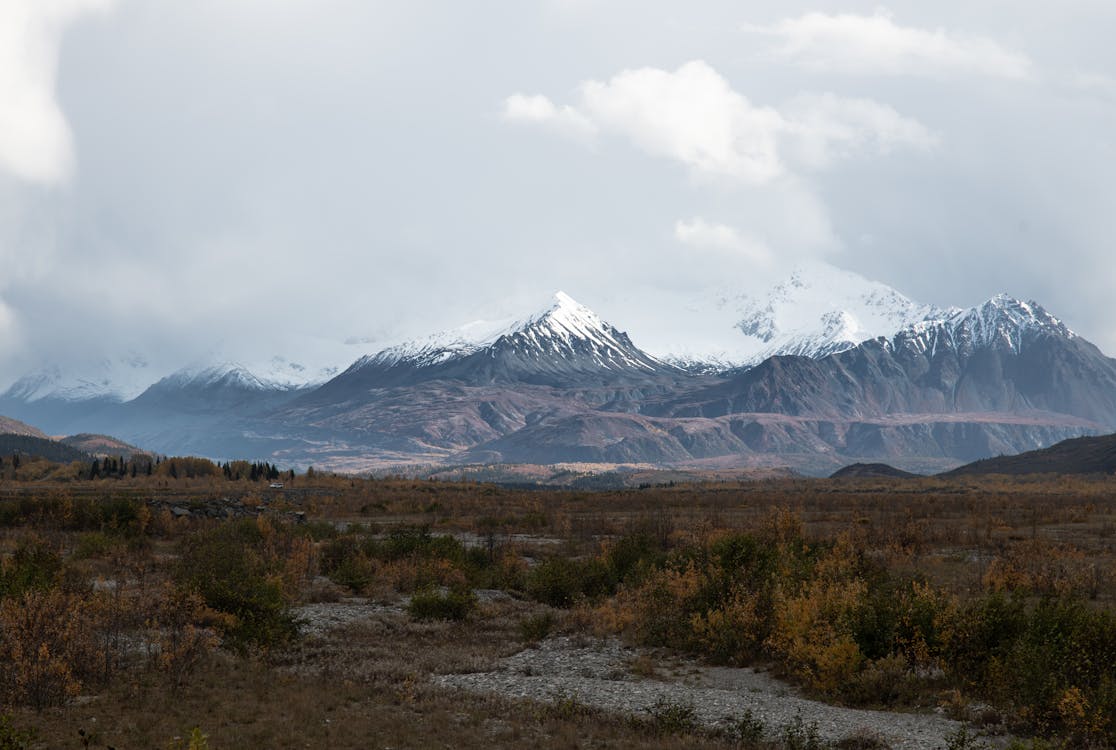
1, 460, 1115, 748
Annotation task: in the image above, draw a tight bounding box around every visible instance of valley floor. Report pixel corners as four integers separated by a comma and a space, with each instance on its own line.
2, 471, 1115, 748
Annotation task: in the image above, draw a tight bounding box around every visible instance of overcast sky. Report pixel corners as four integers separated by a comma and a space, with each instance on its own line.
1, 0, 1114, 384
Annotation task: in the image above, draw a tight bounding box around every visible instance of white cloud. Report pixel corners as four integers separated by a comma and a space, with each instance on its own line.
674, 217, 773, 266
505, 60, 934, 184
743, 11, 1032, 79
502, 94, 597, 139
0, 0, 115, 184
782, 93, 938, 169
578, 61, 785, 184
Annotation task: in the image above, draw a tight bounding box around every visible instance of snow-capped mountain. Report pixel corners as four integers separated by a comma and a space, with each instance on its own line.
891, 294, 1074, 358
324, 291, 673, 392
2, 355, 157, 403
147, 363, 298, 394
651, 292, 1116, 429
624, 262, 948, 371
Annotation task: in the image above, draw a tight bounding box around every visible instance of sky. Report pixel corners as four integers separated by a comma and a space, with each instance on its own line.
1, 0, 1115, 386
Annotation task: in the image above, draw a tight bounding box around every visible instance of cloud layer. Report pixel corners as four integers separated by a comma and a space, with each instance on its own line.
0, 0, 115, 184
504, 60, 935, 184
743, 11, 1032, 79
0, 1, 1114, 382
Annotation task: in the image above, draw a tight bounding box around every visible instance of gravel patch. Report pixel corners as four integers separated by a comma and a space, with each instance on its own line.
436, 636, 968, 750
294, 598, 401, 638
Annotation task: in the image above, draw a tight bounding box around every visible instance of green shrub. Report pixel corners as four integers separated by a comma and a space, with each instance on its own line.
843, 654, 931, 708
0, 715, 34, 750
175, 522, 298, 651
382, 525, 464, 561
519, 612, 555, 642
407, 587, 476, 621
726, 708, 765, 744
942, 726, 989, 750
779, 715, 826, 750
72, 531, 120, 560
526, 557, 611, 607
0, 540, 62, 599
644, 697, 698, 736
319, 536, 375, 592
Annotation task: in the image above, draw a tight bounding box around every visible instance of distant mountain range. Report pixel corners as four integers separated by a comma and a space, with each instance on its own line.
2, 264, 1113, 474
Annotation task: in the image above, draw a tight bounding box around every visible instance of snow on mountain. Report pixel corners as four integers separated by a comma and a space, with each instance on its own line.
890, 294, 1074, 357
2, 355, 157, 403
150, 363, 298, 393
494, 290, 666, 372
621, 261, 947, 371
355, 317, 517, 370
354, 291, 667, 376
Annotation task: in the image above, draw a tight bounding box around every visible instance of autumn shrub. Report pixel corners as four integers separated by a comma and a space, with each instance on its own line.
325, 524, 516, 594
766, 544, 867, 692
984, 541, 1105, 599
0, 589, 94, 709
994, 597, 1116, 743
175, 520, 299, 652
939, 592, 1027, 697
146, 585, 220, 689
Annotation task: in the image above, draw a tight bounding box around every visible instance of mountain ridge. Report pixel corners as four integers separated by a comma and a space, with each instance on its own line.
0, 270, 1110, 472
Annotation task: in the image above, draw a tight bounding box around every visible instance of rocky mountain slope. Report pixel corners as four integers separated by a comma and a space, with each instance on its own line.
0, 272, 1111, 473
944, 433, 1116, 476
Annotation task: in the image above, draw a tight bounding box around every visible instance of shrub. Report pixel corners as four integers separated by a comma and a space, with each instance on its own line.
942, 726, 989, 750
527, 557, 611, 608
0, 715, 35, 749
726, 708, 765, 744
319, 536, 375, 592
842, 654, 929, 708
175, 521, 299, 651
0, 540, 63, 600
0, 589, 91, 709
519, 612, 556, 642
72, 531, 120, 560
834, 728, 890, 749
406, 587, 476, 621
779, 715, 826, 750
644, 697, 698, 736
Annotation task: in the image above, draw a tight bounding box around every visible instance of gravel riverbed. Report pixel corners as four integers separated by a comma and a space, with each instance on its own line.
436, 636, 971, 750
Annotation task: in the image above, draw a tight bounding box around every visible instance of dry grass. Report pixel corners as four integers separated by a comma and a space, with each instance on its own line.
3, 470, 1116, 747
11, 600, 734, 749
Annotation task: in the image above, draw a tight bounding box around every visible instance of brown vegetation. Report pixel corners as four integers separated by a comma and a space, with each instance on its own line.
0, 459, 1115, 747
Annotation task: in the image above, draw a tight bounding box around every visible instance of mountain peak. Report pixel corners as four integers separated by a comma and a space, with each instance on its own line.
520, 291, 616, 344
157, 363, 292, 393
643, 262, 945, 370
552, 290, 578, 308
957, 294, 1073, 349
889, 293, 1075, 358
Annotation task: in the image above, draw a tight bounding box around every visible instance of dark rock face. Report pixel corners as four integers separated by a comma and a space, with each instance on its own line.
649, 316, 1116, 430
945, 433, 1116, 476
830, 463, 920, 479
